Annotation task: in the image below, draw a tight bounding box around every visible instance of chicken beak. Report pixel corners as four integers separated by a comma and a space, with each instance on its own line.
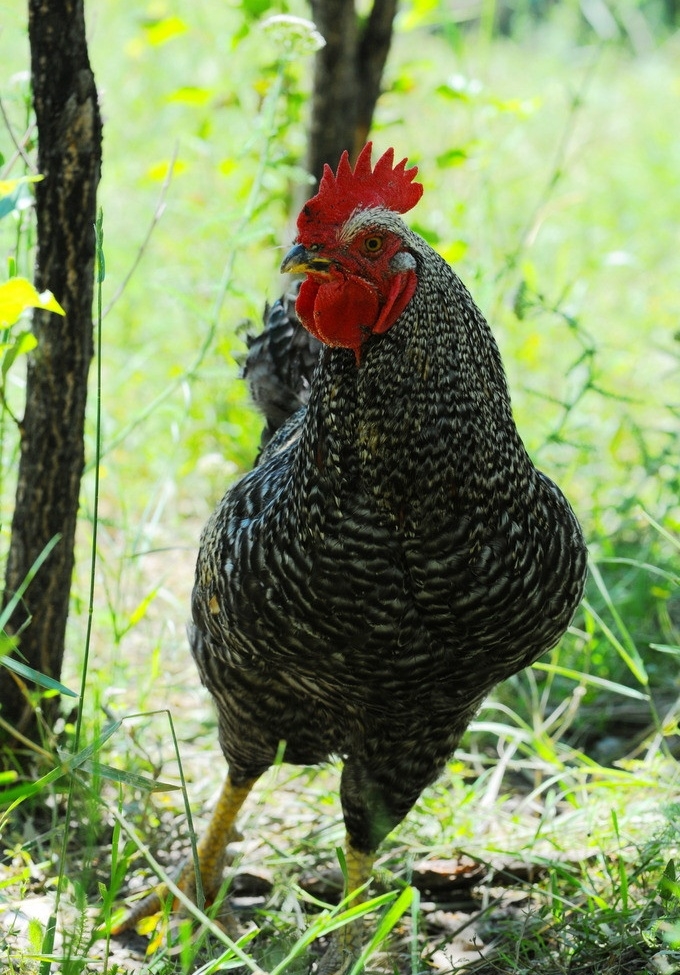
280, 243, 331, 275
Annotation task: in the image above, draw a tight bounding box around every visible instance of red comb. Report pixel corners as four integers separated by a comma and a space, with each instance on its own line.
297, 143, 423, 235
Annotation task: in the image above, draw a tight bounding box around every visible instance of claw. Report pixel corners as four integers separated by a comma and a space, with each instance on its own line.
314, 924, 364, 975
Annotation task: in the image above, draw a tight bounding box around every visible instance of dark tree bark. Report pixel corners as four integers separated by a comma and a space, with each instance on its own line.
0, 0, 102, 754
307, 0, 398, 188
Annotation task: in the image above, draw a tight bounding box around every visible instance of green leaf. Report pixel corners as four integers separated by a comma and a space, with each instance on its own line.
0, 721, 173, 806
1, 330, 38, 378
435, 83, 470, 102
437, 240, 468, 265
28, 918, 44, 953
0, 721, 122, 808
350, 885, 414, 975
490, 95, 541, 117
660, 859, 680, 903
242, 0, 273, 20
145, 158, 188, 181
435, 147, 468, 168
400, 0, 441, 31
38, 916, 57, 975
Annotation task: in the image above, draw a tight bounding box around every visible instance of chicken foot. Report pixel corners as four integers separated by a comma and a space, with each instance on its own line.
111, 774, 256, 936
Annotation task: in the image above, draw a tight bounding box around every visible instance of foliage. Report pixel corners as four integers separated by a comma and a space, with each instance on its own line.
0, 0, 679, 972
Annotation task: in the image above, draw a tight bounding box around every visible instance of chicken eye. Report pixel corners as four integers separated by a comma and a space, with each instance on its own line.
363, 235, 384, 255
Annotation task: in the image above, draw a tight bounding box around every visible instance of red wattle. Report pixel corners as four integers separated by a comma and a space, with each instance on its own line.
297, 274, 380, 353
296, 270, 417, 361
296, 278, 319, 335
373, 271, 417, 335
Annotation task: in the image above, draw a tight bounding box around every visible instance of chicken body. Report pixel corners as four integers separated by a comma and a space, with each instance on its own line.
193, 182, 587, 865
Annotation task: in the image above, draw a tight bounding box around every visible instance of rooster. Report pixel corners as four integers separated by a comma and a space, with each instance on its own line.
114, 144, 588, 971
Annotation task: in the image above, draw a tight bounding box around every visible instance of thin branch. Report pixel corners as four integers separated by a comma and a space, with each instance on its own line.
514, 50, 604, 264
102, 144, 178, 318
0, 94, 36, 175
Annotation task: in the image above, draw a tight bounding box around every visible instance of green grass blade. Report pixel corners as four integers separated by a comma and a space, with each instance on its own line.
0, 654, 78, 697
532, 661, 648, 700
349, 886, 414, 975
650, 644, 680, 657
267, 892, 400, 975
0, 721, 122, 807
79, 759, 179, 792
586, 561, 648, 685
0, 533, 61, 632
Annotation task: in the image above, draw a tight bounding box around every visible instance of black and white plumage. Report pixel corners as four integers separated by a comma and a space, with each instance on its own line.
242, 282, 321, 453
193, 218, 587, 863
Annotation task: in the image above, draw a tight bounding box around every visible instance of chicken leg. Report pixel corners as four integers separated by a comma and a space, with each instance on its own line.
111, 774, 257, 935
315, 840, 375, 975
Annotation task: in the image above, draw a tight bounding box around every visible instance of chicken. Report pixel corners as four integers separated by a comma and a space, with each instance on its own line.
113, 143, 588, 970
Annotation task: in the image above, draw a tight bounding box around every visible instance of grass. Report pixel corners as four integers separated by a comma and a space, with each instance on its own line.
1, 0, 679, 972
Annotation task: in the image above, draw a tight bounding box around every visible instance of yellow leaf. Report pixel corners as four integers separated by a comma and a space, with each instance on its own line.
217, 158, 236, 177
145, 159, 188, 182
436, 240, 468, 265
143, 16, 188, 46
166, 86, 212, 106
137, 912, 162, 935
491, 95, 542, 117
399, 0, 440, 30
38, 290, 66, 315
128, 587, 159, 627
0, 278, 65, 327
0, 175, 44, 196
517, 332, 543, 367
252, 78, 270, 99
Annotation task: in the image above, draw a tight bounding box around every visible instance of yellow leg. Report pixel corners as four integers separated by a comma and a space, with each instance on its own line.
345, 843, 374, 904
111, 774, 256, 936
186, 775, 255, 902
316, 840, 375, 975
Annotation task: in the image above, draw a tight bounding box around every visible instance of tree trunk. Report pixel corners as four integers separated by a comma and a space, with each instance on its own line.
0, 0, 102, 755
307, 0, 398, 187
